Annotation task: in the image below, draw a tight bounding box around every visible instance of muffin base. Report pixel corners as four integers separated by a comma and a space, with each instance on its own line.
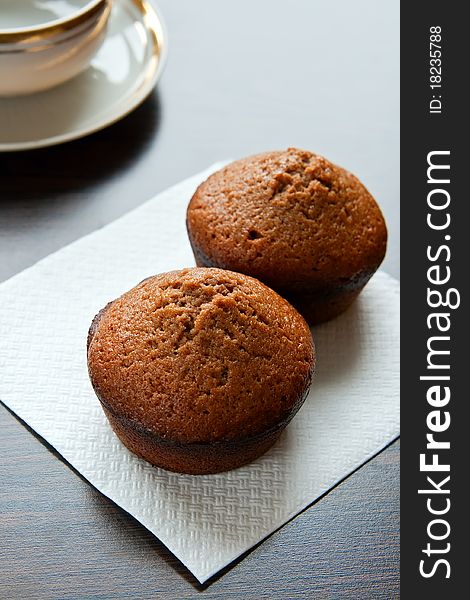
190, 245, 367, 326
285, 286, 364, 325
102, 405, 283, 475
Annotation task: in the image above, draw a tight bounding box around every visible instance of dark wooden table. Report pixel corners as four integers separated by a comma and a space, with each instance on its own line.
0, 1, 399, 597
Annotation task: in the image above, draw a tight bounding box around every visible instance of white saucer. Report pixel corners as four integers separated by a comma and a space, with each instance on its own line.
0, 0, 166, 151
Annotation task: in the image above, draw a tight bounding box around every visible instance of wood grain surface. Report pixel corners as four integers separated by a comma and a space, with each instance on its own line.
0, 1, 399, 597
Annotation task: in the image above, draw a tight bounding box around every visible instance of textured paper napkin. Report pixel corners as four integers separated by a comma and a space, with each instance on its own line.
0, 165, 399, 583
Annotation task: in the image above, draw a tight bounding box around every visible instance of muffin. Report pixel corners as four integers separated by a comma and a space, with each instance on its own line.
186, 148, 387, 324
87, 267, 315, 475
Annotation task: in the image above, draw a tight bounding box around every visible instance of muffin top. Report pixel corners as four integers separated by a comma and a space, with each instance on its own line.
87, 268, 314, 444
187, 148, 387, 292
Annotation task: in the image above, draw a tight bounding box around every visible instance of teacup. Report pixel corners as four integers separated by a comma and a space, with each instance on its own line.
0, 0, 112, 96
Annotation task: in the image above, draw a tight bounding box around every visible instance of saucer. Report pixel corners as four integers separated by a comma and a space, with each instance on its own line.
0, 0, 166, 151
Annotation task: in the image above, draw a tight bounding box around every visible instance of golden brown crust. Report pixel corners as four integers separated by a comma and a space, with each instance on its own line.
187, 148, 387, 324
87, 268, 314, 473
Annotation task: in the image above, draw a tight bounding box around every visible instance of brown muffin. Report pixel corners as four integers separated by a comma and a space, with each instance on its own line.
186, 148, 387, 324
87, 268, 314, 475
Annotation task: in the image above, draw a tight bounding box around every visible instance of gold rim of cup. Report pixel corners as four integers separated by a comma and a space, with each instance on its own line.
0, 0, 109, 46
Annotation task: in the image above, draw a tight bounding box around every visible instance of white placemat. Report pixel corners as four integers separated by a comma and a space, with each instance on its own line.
0, 165, 399, 583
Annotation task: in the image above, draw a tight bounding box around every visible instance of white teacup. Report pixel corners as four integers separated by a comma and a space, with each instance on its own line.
0, 0, 112, 96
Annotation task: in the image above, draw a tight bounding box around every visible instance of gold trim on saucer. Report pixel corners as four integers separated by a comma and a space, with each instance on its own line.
134, 0, 165, 61
0, 0, 108, 45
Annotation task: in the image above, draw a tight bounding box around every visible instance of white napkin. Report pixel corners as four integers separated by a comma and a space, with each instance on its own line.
0, 164, 399, 583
